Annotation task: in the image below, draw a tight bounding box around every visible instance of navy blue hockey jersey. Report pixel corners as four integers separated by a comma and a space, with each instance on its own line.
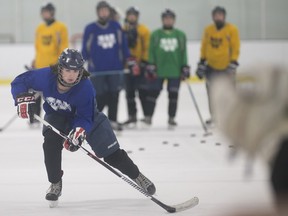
82, 21, 130, 72
11, 67, 96, 132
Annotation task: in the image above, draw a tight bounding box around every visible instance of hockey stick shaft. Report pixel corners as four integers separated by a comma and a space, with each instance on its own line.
89, 69, 130, 77
0, 114, 18, 132
33, 114, 197, 213
186, 82, 208, 133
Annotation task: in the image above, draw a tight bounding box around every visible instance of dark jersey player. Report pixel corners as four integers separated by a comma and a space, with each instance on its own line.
11, 48, 156, 205
82, 1, 136, 131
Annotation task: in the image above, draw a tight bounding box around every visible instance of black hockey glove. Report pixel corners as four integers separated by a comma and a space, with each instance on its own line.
64, 127, 86, 152
227, 61, 239, 73
127, 57, 140, 76
16, 92, 36, 121
139, 60, 148, 73
181, 65, 191, 80
196, 59, 207, 79
145, 64, 157, 81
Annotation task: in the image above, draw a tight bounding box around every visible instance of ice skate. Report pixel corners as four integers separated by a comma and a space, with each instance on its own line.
45, 180, 62, 208
168, 117, 177, 129
110, 121, 123, 132
140, 116, 152, 129
121, 115, 137, 129
133, 172, 156, 195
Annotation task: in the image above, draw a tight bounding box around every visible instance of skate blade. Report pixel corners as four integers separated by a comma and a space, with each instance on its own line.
168, 125, 176, 130
123, 123, 137, 129
48, 200, 59, 208
139, 122, 151, 129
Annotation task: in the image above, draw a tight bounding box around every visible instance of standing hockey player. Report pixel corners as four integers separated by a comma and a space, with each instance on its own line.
196, 6, 240, 126
122, 7, 150, 127
144, 9, 190, 127
82, 1, 133, 131
30, 2, 68, 127
11, 48, 156, 206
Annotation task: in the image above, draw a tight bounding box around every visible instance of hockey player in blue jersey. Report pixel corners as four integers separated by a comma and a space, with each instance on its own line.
82, 1, 137, 131
11, 48, 156, 205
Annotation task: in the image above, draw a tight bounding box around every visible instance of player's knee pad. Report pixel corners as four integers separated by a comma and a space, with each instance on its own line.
107, 92, 119, 105
104, 149, 139, 179
168, 91, 178, 103
109, 92, 119, 99
104, 149, 127, 166
146, 90, 160, 103
138, 89, 148, 98
126, 90, 136, 100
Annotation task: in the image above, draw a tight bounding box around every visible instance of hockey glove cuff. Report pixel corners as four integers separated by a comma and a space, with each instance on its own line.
64, 127, 86, 152
145, 64, 157, 81
196, 60, 207, 79
127, 57, 140, 76
227, 61, 239, 73
181, 65, 191, 80
16, 92, 36, 120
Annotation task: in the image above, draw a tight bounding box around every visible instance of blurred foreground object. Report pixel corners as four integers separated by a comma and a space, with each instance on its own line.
211, 64, 288, 214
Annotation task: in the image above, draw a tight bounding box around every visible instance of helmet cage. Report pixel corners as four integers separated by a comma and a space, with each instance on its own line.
57, 48, 84, 87
57, 65, 83, 87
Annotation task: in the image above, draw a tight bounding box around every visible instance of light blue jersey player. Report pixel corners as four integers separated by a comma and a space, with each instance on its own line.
11, 48, 155, 207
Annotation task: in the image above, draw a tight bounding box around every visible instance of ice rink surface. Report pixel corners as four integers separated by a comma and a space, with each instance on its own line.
0, 82, 275, 216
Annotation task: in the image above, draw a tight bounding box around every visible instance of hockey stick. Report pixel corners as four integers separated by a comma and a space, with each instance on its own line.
186, 82, 212, 136
89, 69, 130, 77
24, 65, 33, 71
0, 114, 18, 132
33, 114, 199, 213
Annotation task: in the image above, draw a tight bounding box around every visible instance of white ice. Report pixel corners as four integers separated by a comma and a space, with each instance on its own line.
0, 83, 275, 216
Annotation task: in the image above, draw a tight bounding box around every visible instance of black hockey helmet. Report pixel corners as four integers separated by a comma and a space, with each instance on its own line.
58, 48, 85, 87
161, 9, 176, 19
41, 2, 55, 15
96, 1, 110, 11
126, 7, 140, 16
212, 6, 226, 16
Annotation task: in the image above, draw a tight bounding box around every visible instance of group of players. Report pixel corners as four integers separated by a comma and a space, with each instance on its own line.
10, 0, 241, 208
30, 1, 240, 131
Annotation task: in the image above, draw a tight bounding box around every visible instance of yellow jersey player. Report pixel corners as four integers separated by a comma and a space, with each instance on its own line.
30, 3, 68, 127
196, 6, 240, 126
34, 3, 68, 69
122, 7, 151, 127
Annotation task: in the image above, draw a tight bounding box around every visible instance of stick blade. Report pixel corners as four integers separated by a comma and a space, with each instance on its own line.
171, 197, 199, 213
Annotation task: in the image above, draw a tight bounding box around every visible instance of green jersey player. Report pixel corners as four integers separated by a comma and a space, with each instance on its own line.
143, 9, 190, 127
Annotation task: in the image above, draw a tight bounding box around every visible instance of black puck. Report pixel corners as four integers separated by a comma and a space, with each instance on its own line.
215, 142, 221, 146
127, 150, 133, 154
139, 147, 145, 151
200, 140, 206, 143
162, 141, 168, 144
173, 143, 180, 147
